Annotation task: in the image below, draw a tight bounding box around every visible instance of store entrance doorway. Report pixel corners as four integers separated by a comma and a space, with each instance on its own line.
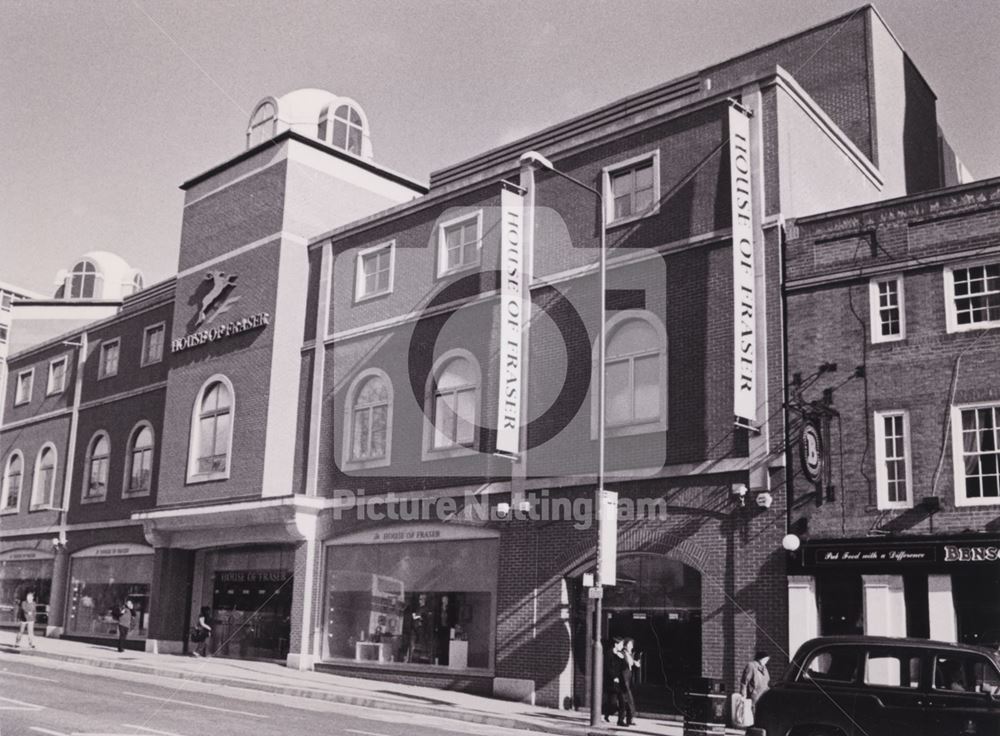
211, 569, 293, 660
583, 555, 703, 715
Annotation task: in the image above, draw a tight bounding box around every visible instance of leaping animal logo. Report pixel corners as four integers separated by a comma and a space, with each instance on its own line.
197, 271, 240, 327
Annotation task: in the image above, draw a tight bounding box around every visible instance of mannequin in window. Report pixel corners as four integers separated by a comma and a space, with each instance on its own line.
405, 593, 434, 663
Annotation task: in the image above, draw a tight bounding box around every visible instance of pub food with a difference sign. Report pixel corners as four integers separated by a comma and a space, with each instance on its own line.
172, 270, 270, 353
729, 105, 755, 423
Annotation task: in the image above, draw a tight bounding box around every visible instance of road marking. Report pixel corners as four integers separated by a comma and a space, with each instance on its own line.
29, 728, 68, 736
123, 725, 188, 736
1, 669, 59, 682
346, 731, 394, 736
121, 691, 267, 718
0, 695, 45, 710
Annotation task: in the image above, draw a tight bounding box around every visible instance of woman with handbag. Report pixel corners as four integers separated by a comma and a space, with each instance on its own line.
191, 606, 213, 657
735, 651, 771, 727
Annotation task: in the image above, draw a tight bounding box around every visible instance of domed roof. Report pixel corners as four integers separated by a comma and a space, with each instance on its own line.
55, 251, 144, 300
246, 88, 374, 160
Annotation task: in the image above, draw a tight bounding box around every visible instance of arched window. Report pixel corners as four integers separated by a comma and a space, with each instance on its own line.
68, 260, 101, 299
125, 424, 154, 496
189, 377, 233, 480
344, 371, 392, 467
31, 445, 57, 509
332, 104, 364, 155
594, 312, 667, 437
1, 452, 23, 512
247, 100, 277, 149
426, 352, 481, 453
83, 433, 110, 501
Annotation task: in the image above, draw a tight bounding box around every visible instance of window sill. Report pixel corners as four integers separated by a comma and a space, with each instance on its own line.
436, 262, 481, 281
122, 489, 152, 499
28, 504, 57, 512
875, 501, 912, 511
185, 472, 230, 485
871, 335, 905, 345
46, 388, 66, 397
422, 445, 478, 462
946, 321, 1000, 334
140, 358, 163, 368
0, 507, 20, 516
97, 373, 118, 381
606, 207, 660, 230
13, 400, 30, 407
953, 497, 1000, 508
80, 495, 107, 505
342, 456, 391, 471
353, 288, 393, 305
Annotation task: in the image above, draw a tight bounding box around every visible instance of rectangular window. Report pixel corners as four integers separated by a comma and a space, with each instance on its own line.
869, 277, 905, 342
142, 323, 165, 366
951, 403, 1000, 506
432, 389, 476, 449
47, 357, 68, 395
603, 151, 660, 225
945, 261, 1000, 332
355, 242, 395, 300
15, 369, 33, 406
437, 212, 481, 277
874, 411, 912, 509
98, 339, 120, 379
0, 325, 7, 343
1, 291, 11, 310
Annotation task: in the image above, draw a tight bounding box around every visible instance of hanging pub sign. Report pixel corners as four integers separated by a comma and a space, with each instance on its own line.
729, 104, 756, 424
171, 271, 270, 354
495, 184, 525, 458
800, 418, 824, 484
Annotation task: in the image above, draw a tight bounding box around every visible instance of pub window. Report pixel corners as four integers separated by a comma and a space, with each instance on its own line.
950, 401, 1000, 506
603, 151, 660, 225
424, 350, 481, 457
869, 276, 905, 342
30, 444, 57, 510
944, 261, 1000, 332
343, 370, 392, 469
874, 410, 912, 509
188, 376, 234, 482
436, 212, 482, 278
1, 452, 24, 512
125, 423, 154, 496
83, 432, 110, 503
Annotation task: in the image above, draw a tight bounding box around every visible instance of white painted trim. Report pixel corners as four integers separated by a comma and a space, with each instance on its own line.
0, 519, 142, 537
45, 355, 69, 395
1, 450, 24, 512
353, 240, 396, 302
186, 374, 235, 484
14, 367, 34, 406
132, 494, 330, 520
29, 443, 58, 510
305, 243, 332, 496
943, 259, 1000, 333
436, 210, 483, 279
873, 410, 913, 509
174, 232, 306, 280
140, 321, 166, 367
950, 401, 1000, 507
602, 149, 661, 228
868, 276, 906, 343
97, 337, 120, 380
341, 368, 393, 471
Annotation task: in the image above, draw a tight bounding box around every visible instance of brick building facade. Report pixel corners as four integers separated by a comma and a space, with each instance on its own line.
0, 4, 981, 715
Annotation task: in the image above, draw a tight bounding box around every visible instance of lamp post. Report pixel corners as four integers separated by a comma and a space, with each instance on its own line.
519, 150, 609, 728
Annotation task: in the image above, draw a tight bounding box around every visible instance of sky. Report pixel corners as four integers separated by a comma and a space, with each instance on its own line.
2, 0, 999, 295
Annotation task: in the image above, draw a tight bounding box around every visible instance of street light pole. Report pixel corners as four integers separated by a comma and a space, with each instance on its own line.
519, 151, 608, 728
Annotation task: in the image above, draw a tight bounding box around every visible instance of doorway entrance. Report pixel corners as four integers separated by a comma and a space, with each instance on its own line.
576, 554, 702, 715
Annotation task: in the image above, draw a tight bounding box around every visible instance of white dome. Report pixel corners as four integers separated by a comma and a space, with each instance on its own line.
55, 251, 144, 300
246, 88, 374, 160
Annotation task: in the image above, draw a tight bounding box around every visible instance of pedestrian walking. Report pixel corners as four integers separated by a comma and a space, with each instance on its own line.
192, 606, 213, 657
609, 636, 635, 727
14, 592, 37, 648
602, 637, 620, 722
622, 638, 641, 725
739, 650, 771, 709
116, 600, 134, 652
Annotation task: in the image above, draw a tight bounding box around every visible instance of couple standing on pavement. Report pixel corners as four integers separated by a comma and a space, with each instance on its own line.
605, 636, 641, 727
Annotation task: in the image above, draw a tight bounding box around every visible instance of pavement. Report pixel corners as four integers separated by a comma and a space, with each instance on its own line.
0, 635, 746, 736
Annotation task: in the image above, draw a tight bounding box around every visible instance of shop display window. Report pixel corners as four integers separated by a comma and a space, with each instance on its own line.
0, 558, 52, 625
324, 538, 497, 669
67, 555, 152, 637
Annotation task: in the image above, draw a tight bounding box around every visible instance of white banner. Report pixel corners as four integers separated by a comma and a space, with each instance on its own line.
730, 106, 756, 423
598, 489, 618, 586
496, 186, 525, 457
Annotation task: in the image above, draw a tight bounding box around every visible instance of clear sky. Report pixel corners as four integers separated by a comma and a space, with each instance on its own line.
3, 0, 999, 294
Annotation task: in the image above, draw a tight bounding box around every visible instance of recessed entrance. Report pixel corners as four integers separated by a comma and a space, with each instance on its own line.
575, 554, 702, 715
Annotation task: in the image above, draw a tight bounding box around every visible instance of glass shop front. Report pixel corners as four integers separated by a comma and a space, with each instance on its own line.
0, 549, 53, 626
67, 544, 153, 639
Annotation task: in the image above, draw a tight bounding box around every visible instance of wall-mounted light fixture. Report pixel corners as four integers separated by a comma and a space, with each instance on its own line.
732, 484, 748, 507
781, 534, 801, 552
496, 502, 511, 517
755, 492, 774, 510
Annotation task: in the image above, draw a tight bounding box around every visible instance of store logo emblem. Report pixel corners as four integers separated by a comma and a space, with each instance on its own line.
197, 271, 240, 326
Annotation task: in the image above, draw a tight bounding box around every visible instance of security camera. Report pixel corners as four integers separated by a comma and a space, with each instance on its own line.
755, 492, 774, 510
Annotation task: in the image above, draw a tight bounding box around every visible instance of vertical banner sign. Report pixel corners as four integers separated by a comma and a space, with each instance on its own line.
598, 489, 618, 586
729, 106, 756, 423
496, 185, 525, 457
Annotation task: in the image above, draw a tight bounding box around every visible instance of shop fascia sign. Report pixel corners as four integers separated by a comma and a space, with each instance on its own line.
810, 541, 1000, 566
171, 270, 270, 354
328, 524, 499, 546
72, 544, 153, 558
0, 548, 53, 561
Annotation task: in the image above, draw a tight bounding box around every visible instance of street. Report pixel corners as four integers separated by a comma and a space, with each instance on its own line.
0, 654, 551, 736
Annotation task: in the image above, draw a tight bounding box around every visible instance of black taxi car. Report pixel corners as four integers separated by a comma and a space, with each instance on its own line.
749, 636, 1000, 736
